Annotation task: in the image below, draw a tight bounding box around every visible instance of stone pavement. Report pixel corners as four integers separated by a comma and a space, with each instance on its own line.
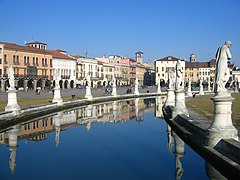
0, 86, 160, 100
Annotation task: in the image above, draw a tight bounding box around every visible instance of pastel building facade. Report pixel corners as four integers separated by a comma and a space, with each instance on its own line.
155, 56, 185, 86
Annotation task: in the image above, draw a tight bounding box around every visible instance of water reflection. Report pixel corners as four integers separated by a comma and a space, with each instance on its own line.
173, 132, 185, 180
0, 97, 226, 179
166, 124, 228, 180
7, 125, 20, 174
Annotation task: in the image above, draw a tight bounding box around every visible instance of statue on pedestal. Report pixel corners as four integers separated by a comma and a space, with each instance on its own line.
8, 64, 15, 89
54, 69, 60, 88
176, 60, 183, 90
112, 77, 116, 86
168, 69, 174, 89
214, 41, 232, 95
86, 74, 91, 87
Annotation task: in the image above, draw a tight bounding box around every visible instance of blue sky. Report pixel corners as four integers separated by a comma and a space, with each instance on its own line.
0, 0, 240, 64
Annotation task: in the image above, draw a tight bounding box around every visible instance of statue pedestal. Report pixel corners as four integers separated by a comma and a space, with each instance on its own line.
52, 87, 63, 106
85, 86, 92, 100
199, 85, 204, 95
164, 88, 175, 108
207, 93, 238, 147
5, 89, 20, 115
111, 85, 117, 97
157, 84, 161, 94
172, 89, 189, 119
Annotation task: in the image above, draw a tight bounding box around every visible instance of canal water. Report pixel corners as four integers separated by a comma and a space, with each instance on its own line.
0, 97, 224, 180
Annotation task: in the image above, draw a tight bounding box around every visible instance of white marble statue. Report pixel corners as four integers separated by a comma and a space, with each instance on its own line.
135, 77, 139, 86
8, 64, 15, 89
168, 69, 174, 89
176, 60, 183, 90
214, 41, 232, 94
200, 77, 203, 87
54, 69, 60, 87
112, 77, 116, 86
86, 74, 91, 87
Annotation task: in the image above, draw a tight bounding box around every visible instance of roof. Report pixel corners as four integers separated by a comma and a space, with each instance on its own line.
46, 50, 76, 60
25, 41, 47, 45
186, 61, 210, 68
55, 49, 67, 53
0, 42, 52, 55
210, 59, 216, 66
199, 62, 209, 68
185, 61, 200, 68
135, 51, 143, 54
155, 56, 184, 62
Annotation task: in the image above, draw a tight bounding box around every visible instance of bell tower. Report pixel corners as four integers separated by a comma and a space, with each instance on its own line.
135, 51, 143, 64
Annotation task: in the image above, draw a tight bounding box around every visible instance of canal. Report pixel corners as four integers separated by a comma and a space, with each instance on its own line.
0, 97, 225, 179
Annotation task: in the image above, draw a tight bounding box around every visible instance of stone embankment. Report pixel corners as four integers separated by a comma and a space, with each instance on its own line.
163, 105, 240, 179
0, 92, 164, 132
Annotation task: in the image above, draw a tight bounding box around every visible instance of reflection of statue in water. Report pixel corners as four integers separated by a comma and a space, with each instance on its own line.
168, 69, 174, 89
176, 155, 184, 180
176, 60, 183, 90
8, 64, 15, 89
214, 41, 232, 94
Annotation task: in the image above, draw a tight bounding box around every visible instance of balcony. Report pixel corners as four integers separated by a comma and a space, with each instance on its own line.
61, 75, 70, 79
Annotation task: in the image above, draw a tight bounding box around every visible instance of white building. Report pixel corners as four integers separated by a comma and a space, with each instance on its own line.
155, 56, 185, 86
49, 50, 77, 89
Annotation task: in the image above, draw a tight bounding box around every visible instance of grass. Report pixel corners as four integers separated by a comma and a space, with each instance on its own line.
186, 92, 240, 130
0, 94, 109, 112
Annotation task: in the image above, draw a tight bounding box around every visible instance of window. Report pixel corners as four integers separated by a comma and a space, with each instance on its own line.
162, 67, 164, 71
50, 59, 52, 67
27, 57, 29, 64
4, 54, 7, 64
24, 56, 26, 65
0, 59, 2, 64
24, 124, 30, 130
13, 55, 16, 64
0, 48, 2, 53
17, 56, 19, 64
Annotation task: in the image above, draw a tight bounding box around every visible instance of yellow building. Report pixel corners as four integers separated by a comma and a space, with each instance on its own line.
155, 56, 185, 86
0, 41, 53, 91
185, 61, 200, 83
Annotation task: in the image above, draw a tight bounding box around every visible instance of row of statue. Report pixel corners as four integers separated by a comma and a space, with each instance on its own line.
7, 41, 233, 96
165, 41, 233, 96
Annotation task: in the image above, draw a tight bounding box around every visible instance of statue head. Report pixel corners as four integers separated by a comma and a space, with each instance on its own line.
225, 41, 232, 48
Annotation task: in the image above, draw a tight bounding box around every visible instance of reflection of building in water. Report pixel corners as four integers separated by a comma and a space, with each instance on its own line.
7, 124, 20, 174
155, 96, 165, 118
19, 117, 54, 142
173, 132, 185, 180
0, 98, 157, 173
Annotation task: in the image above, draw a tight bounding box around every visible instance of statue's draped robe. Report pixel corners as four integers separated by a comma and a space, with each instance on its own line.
176, 62, 183, 90
214, 44, 231, 93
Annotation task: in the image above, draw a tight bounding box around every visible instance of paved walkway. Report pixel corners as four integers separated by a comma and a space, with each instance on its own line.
0, 86, 161, 100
